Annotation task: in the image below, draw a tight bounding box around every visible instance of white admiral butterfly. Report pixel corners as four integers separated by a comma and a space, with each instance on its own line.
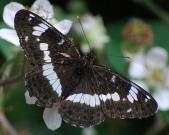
14, 9, 158, 128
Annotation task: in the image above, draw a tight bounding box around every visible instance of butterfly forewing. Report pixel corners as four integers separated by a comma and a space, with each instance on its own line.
14, 9, 81, 107
14, 9, 158, 128
14, 10, 81, 64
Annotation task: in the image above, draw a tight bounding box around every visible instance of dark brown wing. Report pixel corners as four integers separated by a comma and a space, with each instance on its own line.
59, 64, 158, 128
14, 9, 81, 64
59, 69, 105, 127
92, 65, 158, 119
14, 10, 82, 107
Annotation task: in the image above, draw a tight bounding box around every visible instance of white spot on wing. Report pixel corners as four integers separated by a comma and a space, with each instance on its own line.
49, 79, 61, 96
89, 95, 95, 107
111, 75, 116, 83
100, 94, 107, 102
146, 95, 151, 99
127, 94, 134, 103
28, 18, 32, 21
112, 92, 120, 101
145, 98, 148, 102
58, 39, 65, 45
127, 108, 132, 113
40, 43, 48, 51
46, 73, 58, 80
41, 20, 50, 27
29, 14, 35, 17
42, 64, 53, 70
100, 93, 120, 102
42, 63, 62, 96
84, 94, 90, 106
38, 23, 48, 29
60, 53, 70, 58
56, 84, 62, 96
32, 31, 42, 36
66, 94, 100, 107
131, 86, 138, 94
107, 93, 111, 99
95, 94, 100, 106
129, 90, 138, 101
32, 23, 48, 36
25, 36, 28, 42
36, 38, 40, 41
44, 51, 51, 62
80, 95, 85, 104
49, 80, 56, 85
73, 93, 82, 103
66, 94, 77, 101
33, 26, 46, 32
145, 95, 151, 102
43, 68, 54, 76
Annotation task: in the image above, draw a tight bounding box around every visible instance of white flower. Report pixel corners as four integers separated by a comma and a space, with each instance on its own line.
146, 47, 168, 69
129, 53, 147, 79
81, 127, 97, 135
25, 91, 37, 104
29, 0, 54, 22
73, 14, 110, 53
43, 106, 62, 131
25, 90, 62, 130
0, 0, 72, 46
129, 46, 169, 111
153, 88, 169, 111
3, 2, 25, 29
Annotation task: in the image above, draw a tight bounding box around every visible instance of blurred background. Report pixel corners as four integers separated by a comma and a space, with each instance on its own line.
1, 0, 169, 135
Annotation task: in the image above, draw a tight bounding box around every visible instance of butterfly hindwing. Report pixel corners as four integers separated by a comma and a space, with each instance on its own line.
93, 65, 158, 119
59, 64, 157, 127
59, 68, 105, 127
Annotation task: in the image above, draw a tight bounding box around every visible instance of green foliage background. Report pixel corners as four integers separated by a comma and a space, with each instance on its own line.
0, 0, 169, 135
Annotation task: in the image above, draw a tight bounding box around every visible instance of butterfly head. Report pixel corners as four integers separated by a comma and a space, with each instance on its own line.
85, 53, 95, 63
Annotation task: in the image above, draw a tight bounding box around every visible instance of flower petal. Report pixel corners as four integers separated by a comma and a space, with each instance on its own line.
25, 91, 37, 104
129, 54, 146, 78
0, 29, 20, 46
54, 20, 73, 35
3, 2, 25, 28
30, 0, 54, 21
81, 43, 90, 53
153, 89, 169, 111
146, 47, 168, 69
43, 106, 62, 130
132, 80, 148, 91
73, 14, 109, 51
164, 68, 169, 88
81, 127, 97, 135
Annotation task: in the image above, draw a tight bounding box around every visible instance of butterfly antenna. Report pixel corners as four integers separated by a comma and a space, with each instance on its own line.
77, 16, 92, 51
108, 55, 131, 59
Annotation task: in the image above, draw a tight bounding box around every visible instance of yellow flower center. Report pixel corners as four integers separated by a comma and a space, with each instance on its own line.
132, 26, 145, 36
151, 68, 165, 83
